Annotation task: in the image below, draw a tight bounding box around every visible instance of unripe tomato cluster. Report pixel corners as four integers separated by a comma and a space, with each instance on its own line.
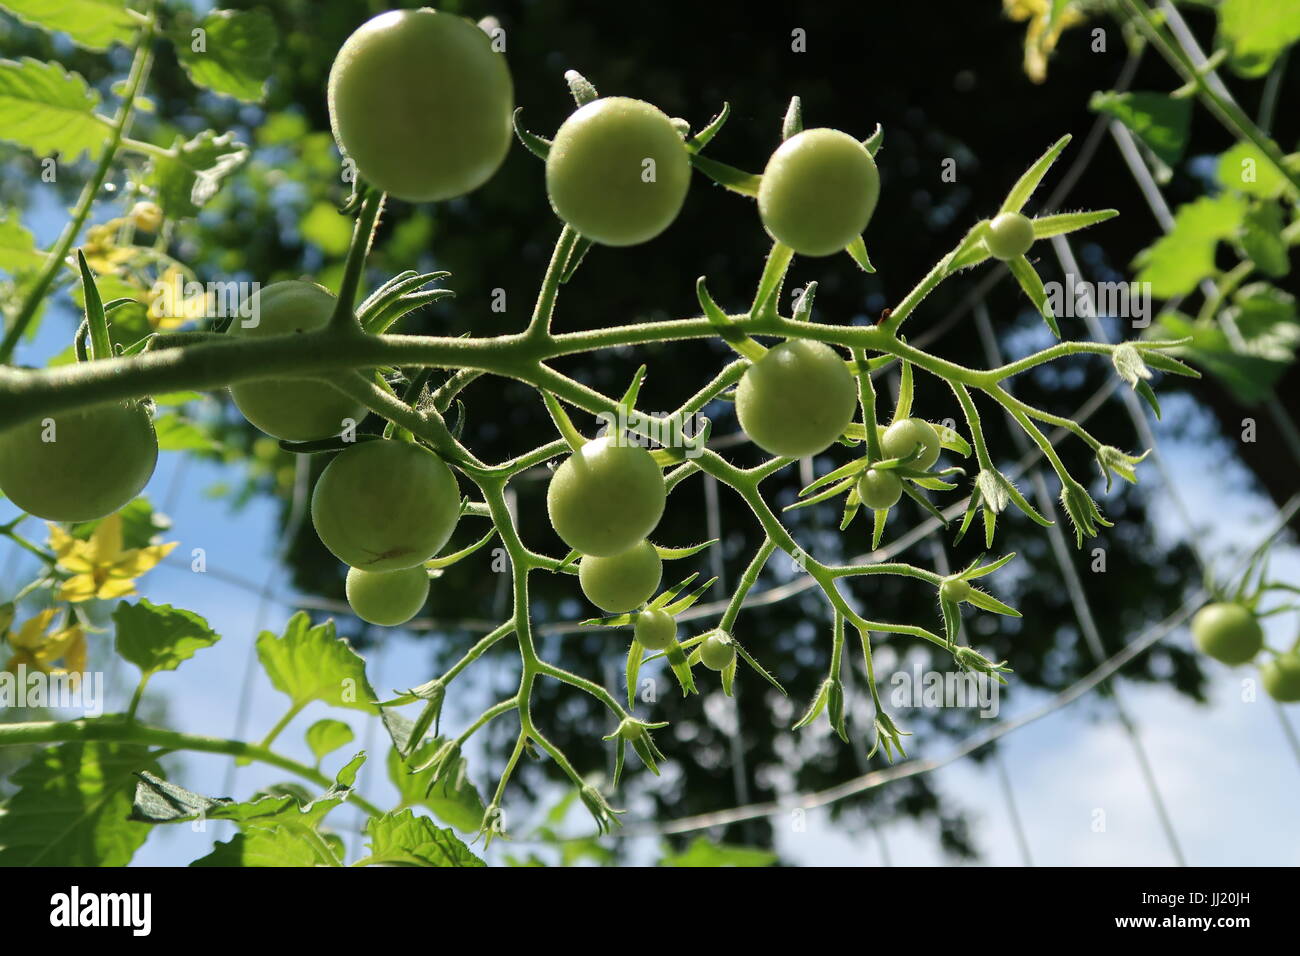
1190, 602, 1299, 703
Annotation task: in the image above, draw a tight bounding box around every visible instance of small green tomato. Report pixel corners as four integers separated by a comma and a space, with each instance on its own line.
735, 340, 858, 458
634, 608, 677, 651
1260, 652, 1300, 703
1190, 602, 1264, 665
699, 630, 736, 671
940, 578, 973, 604
757, 128, 880, 256
578, 540, 662, 612
311, 439, 460, 571
227, 281, 367, 441
546, 97, 691, 246
546, 436, 666, 557
857, 467, 902, 510
984, 211, 1035, 261
880, 418, 941, 470
345, 565, 430, 626
0, 401, 158, 522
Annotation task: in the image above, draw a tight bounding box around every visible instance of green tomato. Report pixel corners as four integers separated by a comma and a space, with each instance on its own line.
578, 540, 662, 612
345, 565, 430, 626
699, 630, 736, 671
1261, 652, 1300, 703
311, 438, 460, 571
1191, 602, 1264, 665
757, 128, 880, 257
940, 578, 973, 604
857, 467, 902, 510
634, 608, 677, 651
546, 97, 691, 246
736, 340, 857, 458
880, 418, 941, 470
327, 8, 513, 202
984, 211, 1035, 261
546, 436, 665, 557
0, 401, 157, 522
227, 281, 367, 441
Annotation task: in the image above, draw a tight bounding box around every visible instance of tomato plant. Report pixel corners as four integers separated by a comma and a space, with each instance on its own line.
8, 0, 1290, 873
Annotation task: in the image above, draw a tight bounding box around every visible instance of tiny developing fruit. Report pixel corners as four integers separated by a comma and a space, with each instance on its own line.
736, 340, 857, 458
984, 211, 1035, 261
634, 608, 677, 651
1190, 602, 1264, 665
857, 467, 902, 510
699, 630, 736, 671
546, 436, 666, 557
880, 418, 941, 470
546, 97, 691, 246
757, 128, 880, 256
346, 565, 430, 626
0, 401, 158, 522
579, 540, 662, 612
227, 281, 366, 441
327, 8, 514, 202
312, 439, 460, 571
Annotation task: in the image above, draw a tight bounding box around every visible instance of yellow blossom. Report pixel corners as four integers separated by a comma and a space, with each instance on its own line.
1003, 0, 1087, 83
2, 608, 87, 674
47, 513, 177, 603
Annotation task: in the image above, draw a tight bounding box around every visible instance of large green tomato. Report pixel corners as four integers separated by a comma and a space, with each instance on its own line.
1191, 602, 1263, 665
578, 540, 662, 612
984, 211, 1035, 261
545, 97, 691, 246
1261, 652, 1300, 703
880, 418, 941, 469
736, 340, 857, 458
634, 608, 677, 651
227, 281, 366, 441
311, 439, 460, 571
757, 128, 880, 257
328, 8, 513, 202
0, 401, 157, 522
346, 565, 430, 626
546, 436, 665, 557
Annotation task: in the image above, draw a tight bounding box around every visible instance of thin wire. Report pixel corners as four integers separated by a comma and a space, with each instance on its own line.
973, 300, 1188, 866
993, 749, 1034, 867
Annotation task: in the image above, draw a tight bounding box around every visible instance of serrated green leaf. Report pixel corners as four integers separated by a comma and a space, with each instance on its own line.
0, 733, 160, 865
305, 719, 355, 764
1216, 141, 1291, 199
1089, 90, 1190, 167
1217, 0, 1300, 78
256, 611, 379, 713
191, 826, 323, 867
388, 734, 485, 833
364, 810, 485, 867
0, 213, 43, 276
1133, 193, 1248, 298
0, 57, 109, 162
172, 9, 277, 103
0, 0, 139, 52
113, 599, 219, 677
148, 129, 248, 219
658, 837, 776, 867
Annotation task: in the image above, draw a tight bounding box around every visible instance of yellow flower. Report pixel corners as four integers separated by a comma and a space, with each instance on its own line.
47, 514, 177, 603
1003, 0, 1087, 83
2, 608, 86, 674
146, 265, 208, 331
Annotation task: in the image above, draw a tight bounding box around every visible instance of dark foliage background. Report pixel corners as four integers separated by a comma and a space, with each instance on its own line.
4, 0, 1297, 859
